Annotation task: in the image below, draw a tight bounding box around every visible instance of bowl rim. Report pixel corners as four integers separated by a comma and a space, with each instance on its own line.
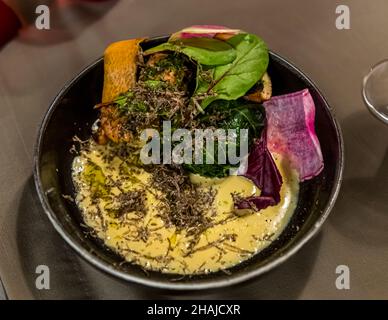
33, 47, 344, 290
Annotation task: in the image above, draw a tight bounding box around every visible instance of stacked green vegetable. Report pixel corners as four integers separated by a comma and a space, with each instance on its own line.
145, 32, 269, 108
113, 29, 270, 178
143, 30, 269, 178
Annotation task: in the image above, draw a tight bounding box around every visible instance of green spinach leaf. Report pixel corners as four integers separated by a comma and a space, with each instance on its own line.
194, 33, 269, 108
144, 37, 237, 66
183, 99, 265, 178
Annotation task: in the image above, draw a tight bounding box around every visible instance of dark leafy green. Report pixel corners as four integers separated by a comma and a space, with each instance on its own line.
183, 99, 265, 178
194, 33, 269, 107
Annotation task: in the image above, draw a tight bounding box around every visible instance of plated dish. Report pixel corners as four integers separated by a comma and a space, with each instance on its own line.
34, 26, 343, 289
71, 26, 323, 275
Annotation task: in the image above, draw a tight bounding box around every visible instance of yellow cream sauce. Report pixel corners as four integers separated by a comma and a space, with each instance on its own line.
72, 141, 299, 275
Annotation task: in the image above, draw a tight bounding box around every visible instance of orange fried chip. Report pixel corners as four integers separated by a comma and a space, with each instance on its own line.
102, 38, 144, 103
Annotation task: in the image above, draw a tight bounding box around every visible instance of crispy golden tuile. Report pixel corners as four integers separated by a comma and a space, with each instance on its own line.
102, 39, 145, 103
97, 39, 144, 144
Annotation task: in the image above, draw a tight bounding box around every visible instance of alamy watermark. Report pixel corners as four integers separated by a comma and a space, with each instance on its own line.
35, 265, 50, 290
335, 5, 350, 30
35, 5, 50, 30
139, 121, 249, 172
335, 265, 350, 290
32, 4, 350, 32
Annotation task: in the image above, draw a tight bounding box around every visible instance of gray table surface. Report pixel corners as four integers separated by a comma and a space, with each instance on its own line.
0, 0, 387, 300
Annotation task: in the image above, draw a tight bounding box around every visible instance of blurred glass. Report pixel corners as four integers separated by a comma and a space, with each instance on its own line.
363, 59, 388, 125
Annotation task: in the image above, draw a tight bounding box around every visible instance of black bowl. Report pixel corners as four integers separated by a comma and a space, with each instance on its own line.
33, 36, 344, 290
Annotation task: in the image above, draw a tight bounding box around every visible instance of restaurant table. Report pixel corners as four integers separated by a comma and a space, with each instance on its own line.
0, 0, 387, 300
